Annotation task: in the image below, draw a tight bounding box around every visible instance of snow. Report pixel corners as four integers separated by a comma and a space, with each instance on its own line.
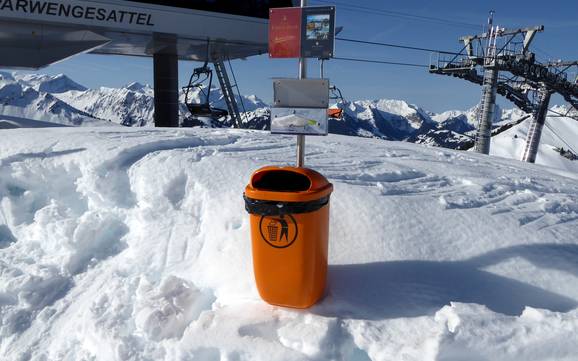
0, 115, 70, 129
57, 87, 156, 127
1, 127, 578, 360
125, 82, 153, 95
0, 78, 111, 127
2, 71, 576, 175
492, 113, 578, 174
344, 99, 433, 136
15, 73, 87, 94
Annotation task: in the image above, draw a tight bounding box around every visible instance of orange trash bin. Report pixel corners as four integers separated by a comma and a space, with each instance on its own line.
244, 166, 333, 308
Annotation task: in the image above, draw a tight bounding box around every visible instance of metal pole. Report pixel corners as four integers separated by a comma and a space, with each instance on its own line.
296, 0, 307, 168
474, 18, 499, 155
522, 88, 551, 163
474, 67, 499, 154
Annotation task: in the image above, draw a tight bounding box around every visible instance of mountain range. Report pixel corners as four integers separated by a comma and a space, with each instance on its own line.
0, 71, 564, 151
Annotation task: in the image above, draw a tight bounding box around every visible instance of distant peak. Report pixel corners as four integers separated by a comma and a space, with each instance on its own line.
16, 73, 88, 93
126, 82, 144, 90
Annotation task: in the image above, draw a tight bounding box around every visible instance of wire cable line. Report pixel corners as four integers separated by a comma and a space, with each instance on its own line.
332, 56, 429, 68
543, 119, 578, 154
336, 37, 464, 56
311, 0, 482, 30
548, 107, 578, 121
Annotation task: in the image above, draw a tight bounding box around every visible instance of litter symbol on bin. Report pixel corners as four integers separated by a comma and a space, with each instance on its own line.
259, 214, 298, 248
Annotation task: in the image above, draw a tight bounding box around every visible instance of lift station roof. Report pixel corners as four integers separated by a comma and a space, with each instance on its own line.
0, 0, 295, 68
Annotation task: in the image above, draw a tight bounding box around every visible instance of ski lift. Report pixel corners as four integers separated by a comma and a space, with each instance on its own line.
327, 85, 345, 120
182, 59, 228, 127
319, 53, 346, 121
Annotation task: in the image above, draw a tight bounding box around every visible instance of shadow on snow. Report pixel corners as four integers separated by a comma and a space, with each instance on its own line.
313, 243, 578, 320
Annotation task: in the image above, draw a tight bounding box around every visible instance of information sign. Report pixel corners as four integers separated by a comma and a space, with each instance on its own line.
271, 108, 328, 135
273, 78, 329, 108
269, 6, 335, 59
301, 6, 335, 59
268, 7, 302, 58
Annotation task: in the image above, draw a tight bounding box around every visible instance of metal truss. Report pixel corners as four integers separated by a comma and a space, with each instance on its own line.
429, 17, 578, 162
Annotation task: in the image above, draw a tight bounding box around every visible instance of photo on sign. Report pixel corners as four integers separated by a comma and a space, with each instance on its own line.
271, 108, 328, 136
306, 14, 331, 40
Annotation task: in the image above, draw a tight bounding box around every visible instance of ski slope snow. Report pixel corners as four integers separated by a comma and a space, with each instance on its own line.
1, 127, 578, 360
492, 114, 578, 174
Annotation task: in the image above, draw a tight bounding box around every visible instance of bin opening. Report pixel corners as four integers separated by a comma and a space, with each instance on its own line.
252, 170, 311, 192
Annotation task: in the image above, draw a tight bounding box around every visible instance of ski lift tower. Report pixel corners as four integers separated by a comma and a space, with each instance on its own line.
430, 12, 544, 155
431, 15, 578, 163
0, 0, 296, 127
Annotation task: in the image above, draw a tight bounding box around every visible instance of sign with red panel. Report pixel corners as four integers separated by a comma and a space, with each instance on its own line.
269, 6, 335, 59
269, 7, 302, 58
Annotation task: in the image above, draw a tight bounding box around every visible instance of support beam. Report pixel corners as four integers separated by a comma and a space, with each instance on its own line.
474, 68, 499, 154
522, 89, 552, 163
153, 52, 179, 127
523, 29, 538, 54
459, 25, 543, 42
214, 59, 243, 128
296, 0, 307, 167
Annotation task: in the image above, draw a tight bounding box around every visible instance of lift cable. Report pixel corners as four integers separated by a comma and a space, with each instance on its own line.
545, 106, 578, 154
543, 120, 578, 155
534, 46, 557, 61
336, 37, 466, 56
335, 36, 533, 62
332, 56, 429, 68
548, 107, 578, 121
311, 0, 481, 30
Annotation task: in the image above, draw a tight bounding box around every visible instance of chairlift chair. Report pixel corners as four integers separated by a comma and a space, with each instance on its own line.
327, 85, 345, 120
182, 61, 228, 127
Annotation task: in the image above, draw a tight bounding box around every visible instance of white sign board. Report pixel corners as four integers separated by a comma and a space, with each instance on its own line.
273, 78, 329, 108
271, 107, 328, 135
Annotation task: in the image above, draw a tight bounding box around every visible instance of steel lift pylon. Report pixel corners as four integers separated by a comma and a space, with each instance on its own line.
430, 13, 578, 163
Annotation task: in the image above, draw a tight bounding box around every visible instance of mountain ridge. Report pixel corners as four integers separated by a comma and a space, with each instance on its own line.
1, 72, 576, 171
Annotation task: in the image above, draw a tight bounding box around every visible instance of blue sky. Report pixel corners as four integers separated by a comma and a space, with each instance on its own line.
9, 0, 578, 112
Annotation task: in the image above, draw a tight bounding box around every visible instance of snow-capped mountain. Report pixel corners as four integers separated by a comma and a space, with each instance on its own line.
0, 72, 268, 127
125, 81, 153, 95
328, 100, 534, 150
16, 73, 87, 94
57, 85, 156, 127
1, 72, 576, 171
178, 85, 268, 114
0, 77, 104, 126
328, 99, 435, 140
0, 71, 526, 139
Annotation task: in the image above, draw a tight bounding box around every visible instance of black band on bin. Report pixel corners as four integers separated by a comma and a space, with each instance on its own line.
244, 195, 330, 216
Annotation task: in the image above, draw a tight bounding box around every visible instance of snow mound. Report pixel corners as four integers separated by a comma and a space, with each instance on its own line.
1, 128, 577, 360
0, 115, 69, 129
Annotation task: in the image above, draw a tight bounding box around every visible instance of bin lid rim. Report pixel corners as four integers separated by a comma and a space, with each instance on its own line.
244, 183, 333, 203
248, 166, 331, 193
